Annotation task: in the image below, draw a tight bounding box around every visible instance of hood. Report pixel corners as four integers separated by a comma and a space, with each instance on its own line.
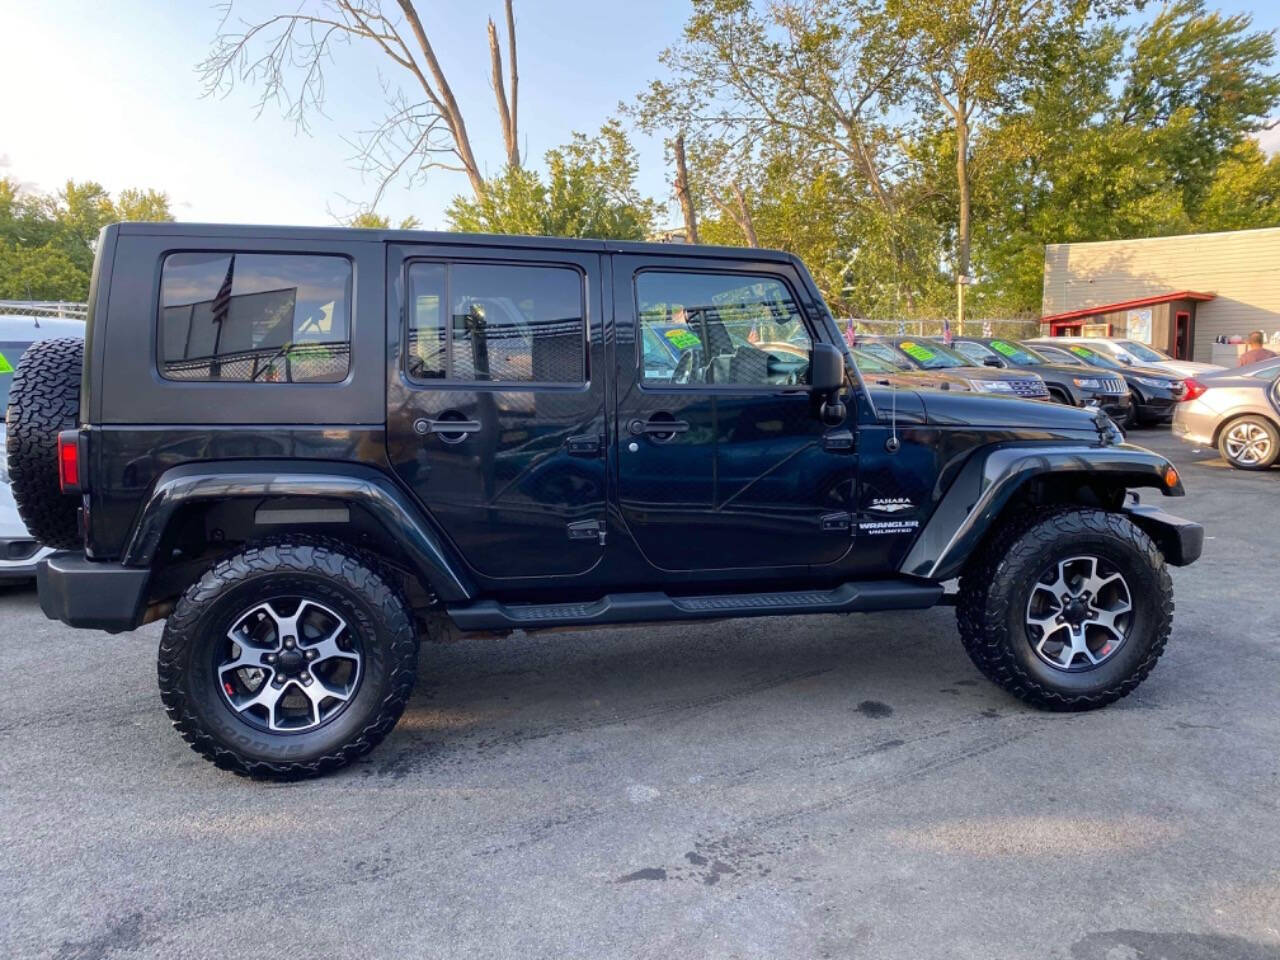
912, 387, 1106, 433
1118, 363, 1182, 382
1150, 359, 1223, 377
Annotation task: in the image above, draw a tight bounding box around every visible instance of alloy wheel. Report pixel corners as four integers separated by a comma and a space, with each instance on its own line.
1025, 555, 1133, 671
216, 598, 363, 732
1223, 421, 1274, 466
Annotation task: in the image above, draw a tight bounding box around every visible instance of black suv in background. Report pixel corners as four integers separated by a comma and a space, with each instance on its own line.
1030, 342, 1184, 426
947, 336, 1132, 422
860, 336, 1051, 400
6, 222, 1202, 779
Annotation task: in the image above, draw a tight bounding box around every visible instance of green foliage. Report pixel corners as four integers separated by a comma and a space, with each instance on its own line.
0, 178, 174, 300
446, 121, 657, 240
347, 211, 422, 230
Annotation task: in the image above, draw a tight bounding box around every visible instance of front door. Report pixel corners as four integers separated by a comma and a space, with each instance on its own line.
387, 245, 608, 583
613, 257, 857, 573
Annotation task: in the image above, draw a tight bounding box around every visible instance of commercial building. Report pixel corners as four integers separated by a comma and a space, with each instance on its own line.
1041, 226, 1280, 364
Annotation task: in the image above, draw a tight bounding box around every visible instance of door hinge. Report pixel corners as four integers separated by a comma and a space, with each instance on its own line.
567, 519, 606, 546
566, 434, 603, 457
822, 428, 855, 452
821, 511, 853, 533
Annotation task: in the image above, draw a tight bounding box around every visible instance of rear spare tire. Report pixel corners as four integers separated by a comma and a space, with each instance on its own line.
5, 337, 83, 549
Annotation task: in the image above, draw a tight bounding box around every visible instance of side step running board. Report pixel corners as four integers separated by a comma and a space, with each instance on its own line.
446, 580, 943, 632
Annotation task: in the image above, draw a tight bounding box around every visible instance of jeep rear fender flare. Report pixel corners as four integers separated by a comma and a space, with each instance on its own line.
122, 460, 473, 602
900, 443, 1183, 581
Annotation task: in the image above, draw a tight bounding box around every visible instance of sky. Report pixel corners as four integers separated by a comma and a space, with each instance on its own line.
2, 0, 1279, 232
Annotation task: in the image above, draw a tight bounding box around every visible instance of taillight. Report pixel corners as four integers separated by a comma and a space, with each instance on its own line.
1181, 378, 1207, 402
57, 431, 80, 492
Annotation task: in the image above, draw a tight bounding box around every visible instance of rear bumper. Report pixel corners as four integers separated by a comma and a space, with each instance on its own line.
36, 552, 150, 633
1123, 504, 1204, 566
1135, 395, 1177, 423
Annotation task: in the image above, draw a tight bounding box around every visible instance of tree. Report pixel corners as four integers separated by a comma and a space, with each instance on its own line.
961, 2, 1280, 313
634, 0, 938, 311
446, 121, 657, 240
884, 0, 1103, 311
346, 210, 421, 229
0, 178, 174, 300
200, 0, 521, 207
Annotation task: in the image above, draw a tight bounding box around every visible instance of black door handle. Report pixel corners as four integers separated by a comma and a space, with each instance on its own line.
629, 417, 690, 436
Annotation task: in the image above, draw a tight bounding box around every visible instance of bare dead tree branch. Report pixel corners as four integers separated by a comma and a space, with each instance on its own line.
199, 0, 517, 205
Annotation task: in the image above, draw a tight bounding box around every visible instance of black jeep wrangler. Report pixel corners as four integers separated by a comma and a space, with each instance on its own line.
5, 222, 1203, 779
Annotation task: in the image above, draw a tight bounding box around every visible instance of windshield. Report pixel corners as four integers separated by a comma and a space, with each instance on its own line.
858, 342, 912, 370
1116, 340, 1170, 363
988, 339, 1046, 365
1026, 343, 1083, 366
891, 338, 969, 370
1062, 343, 1122, 369
0, 340, 35, 415
850, 348, 900, 374
952, 340, 999, 364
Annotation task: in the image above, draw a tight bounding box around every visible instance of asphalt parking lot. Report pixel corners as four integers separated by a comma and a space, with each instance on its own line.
2, 428, 1277, 960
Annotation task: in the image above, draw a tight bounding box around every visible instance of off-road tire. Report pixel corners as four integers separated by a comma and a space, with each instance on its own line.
1216, 414, 1279, 471
5, 337, 83, 549
158, 539, 419, 779
957, 507, 1173, 711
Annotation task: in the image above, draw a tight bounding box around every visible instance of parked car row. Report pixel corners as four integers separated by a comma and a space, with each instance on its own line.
846, 330, 1279, 471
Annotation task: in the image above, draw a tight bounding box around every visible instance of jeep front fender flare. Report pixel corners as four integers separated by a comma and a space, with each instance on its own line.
121, 460, 473, 602
899, 443, 1182, 581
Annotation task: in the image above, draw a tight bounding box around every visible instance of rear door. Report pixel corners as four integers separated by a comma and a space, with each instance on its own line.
386, 244, 608, 583
612, 256, 857, 572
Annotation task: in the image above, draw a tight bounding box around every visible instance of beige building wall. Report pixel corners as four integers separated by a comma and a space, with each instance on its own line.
1043, 227, 1280, 361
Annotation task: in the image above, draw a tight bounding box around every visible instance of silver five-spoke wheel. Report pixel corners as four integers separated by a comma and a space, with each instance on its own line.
1222, 421, 1274, 467
217, 598, 362, 732
1025, 555, 1132, 671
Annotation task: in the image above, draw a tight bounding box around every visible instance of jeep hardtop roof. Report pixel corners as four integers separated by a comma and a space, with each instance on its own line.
111, 221, 806, 267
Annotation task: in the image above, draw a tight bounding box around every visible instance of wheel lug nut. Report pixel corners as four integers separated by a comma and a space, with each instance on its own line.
301, 673, 311, 684
305, 649, 317, 660
284, 637, 295, 648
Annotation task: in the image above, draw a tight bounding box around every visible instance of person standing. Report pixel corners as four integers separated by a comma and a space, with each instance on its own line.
1238, 330, 1278, 367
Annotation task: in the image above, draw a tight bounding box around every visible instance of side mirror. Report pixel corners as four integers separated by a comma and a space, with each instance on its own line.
983, 356, 1003, 368
809, 342, 845, 393
1119, 354, 1133, 364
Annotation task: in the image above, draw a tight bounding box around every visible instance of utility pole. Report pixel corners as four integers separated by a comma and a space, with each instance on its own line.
956, 273, 969, 337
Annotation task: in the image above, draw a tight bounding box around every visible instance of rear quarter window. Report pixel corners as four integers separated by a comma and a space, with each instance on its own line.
159, 252, 352, 383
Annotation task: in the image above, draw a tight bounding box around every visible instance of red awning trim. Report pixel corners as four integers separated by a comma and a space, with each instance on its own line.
1041, 290, 1214, 323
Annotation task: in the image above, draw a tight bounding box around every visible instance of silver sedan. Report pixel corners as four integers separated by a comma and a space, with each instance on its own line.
1173, 358, 1280, 470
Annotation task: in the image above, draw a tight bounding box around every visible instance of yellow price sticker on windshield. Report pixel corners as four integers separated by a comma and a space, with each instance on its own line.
899, 340, 936, 363
0, 352, 14, 374
664, 329, 700, 350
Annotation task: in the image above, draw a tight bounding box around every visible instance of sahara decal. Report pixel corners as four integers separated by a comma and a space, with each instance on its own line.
867, 496, 914, 514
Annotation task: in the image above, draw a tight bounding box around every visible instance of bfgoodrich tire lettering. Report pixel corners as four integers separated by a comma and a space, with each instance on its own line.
957, 507, 1173, 711
5, 337, 83, 549
158, 540, 418, 779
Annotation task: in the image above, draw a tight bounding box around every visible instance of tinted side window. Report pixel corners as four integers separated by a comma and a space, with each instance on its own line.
407, 262, 586, 384
635, 271, 811, 386
160, 253, 352, 383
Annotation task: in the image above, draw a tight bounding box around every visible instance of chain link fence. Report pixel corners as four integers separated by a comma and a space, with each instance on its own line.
0, 301, 89, 321
837, 316, 1047, 341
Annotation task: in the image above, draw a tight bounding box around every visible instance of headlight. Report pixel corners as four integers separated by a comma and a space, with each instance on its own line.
1133, 376, 1173, 389
1072, 377, 1103, 388
969, 379, 1015, 393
